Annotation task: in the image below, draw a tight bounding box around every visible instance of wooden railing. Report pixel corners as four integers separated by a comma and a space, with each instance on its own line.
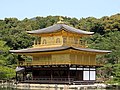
18, 61, 98, 66
25, 78, 74, 81
22, 78, 74, 84
24, 78, 74, 82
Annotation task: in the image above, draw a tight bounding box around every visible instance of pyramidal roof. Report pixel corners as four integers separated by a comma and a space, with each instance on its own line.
27, 23, 94, 35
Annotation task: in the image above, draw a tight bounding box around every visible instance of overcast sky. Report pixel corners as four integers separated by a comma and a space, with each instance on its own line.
0, 0, 120, 20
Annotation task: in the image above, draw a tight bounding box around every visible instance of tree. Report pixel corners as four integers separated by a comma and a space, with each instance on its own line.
0, 40, 15, 79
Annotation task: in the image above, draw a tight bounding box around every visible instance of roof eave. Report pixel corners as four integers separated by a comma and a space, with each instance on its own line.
26, 24, 94, 35
9, 46, 112, 54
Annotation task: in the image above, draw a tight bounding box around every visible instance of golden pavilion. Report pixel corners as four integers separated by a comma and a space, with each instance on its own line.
10, 19, 111, 84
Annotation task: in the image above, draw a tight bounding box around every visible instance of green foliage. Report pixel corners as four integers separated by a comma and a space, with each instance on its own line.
0, 66, 15, 79
0, 40, 10, 65
0, 40, 15, 79
112, 64, 120, 84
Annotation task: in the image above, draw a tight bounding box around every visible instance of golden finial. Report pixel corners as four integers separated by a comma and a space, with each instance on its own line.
57, 16, 64, 24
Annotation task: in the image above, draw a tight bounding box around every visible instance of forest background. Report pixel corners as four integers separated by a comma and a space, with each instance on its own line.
0, 14, 120, 84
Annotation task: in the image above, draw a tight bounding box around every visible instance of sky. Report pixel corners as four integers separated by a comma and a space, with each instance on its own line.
0, 0, 120, 20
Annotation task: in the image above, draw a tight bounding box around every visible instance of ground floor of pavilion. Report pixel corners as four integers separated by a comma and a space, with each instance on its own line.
16, 65, 97, 84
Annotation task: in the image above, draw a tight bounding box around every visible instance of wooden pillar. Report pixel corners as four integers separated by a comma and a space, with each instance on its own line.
50, 66, 53, 82
31, 66, 33, 80
67, 65, 70, 84
75, 65, 77, 81
89, 67, 90, 81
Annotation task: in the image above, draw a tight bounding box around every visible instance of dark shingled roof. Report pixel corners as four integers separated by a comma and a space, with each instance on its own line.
9, 46, 111, 54
27, 24, 94, 35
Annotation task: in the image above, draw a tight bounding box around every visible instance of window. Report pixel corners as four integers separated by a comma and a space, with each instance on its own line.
38, 37, 41, 44
56, 38, 60, 43
74, 38, 78, 44
90, 71, 96, 80
79, 39, 85, 45
79, 40, 82, 45
83, 71, 89, 80
42, 39, 47, 44
35, 40, 37, 45
63, 37, 67, 43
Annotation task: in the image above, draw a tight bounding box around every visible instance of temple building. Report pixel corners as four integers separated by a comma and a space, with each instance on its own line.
10, 19, 111, 84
